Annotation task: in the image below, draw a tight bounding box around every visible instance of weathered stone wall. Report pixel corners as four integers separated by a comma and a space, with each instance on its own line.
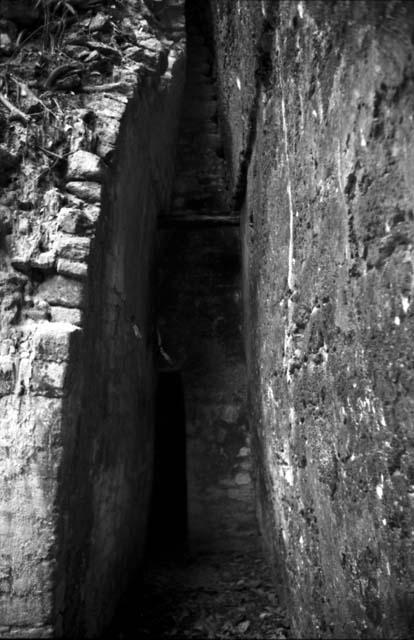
0, 1, 185, 636
211, 0, 414, 637
56, 57, 186, 637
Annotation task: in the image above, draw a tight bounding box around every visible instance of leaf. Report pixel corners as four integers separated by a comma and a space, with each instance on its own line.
63, 2, 76, 15
236, 620, 250, 634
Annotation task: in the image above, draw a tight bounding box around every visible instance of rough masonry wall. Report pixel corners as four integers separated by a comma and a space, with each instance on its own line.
211, 0, 414, 637
56, 53, 185, 638
0, 1, 185, 636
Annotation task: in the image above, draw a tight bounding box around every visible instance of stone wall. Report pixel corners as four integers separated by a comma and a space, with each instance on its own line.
56, 57, 186, 637
0, 1, 185, 636
211, 0, 414, 637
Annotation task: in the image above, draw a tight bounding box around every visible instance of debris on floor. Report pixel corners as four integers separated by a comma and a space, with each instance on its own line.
110, 550, 290, 639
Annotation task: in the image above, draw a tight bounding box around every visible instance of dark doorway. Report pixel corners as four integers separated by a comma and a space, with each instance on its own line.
147, 370, 188, 557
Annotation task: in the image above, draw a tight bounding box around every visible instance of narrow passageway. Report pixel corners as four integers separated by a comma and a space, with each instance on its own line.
107, 2, 289, 637
156, 0, 256, 558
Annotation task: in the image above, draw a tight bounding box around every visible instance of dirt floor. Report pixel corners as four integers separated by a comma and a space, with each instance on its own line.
108, 549, 290, 639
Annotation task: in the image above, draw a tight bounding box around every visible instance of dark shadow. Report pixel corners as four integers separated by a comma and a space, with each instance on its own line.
147, 370, 188, 558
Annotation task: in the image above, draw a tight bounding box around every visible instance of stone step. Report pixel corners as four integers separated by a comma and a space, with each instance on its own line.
173, 168, 225, 183
173, 179, 226, 195
171, 191, 224, 208
172, 186, 227, 201
173, 167, 225, 183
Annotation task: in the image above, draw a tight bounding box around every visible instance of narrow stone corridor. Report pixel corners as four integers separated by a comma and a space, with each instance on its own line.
156, 4, 256, 552
1, 0, 412, 636
106, 4, 288, 638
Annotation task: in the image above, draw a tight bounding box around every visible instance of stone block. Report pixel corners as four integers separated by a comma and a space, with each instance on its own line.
56, 259, 87, 280
66, 150, 105, 183
55, 235, 91, 262
66, 181, 101, 204
33, 322, 81, 363
29, 251, 56, 271
0, 591, 53, 626
23, 299, 51, 322
31, 360, 67, 397
140, 37, 163, 53
57, 206, 97, 234
87, 95, 126, 120
50, 306, 82, 325
38, 276, 84, 309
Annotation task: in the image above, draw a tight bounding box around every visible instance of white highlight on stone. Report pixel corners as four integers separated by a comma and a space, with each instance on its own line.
376, 478, 384, 499
280, 92, 295, 385
280, 96, 294, 292
360, 131, 367, 147
236, 76, 241, 91
132, 323, 142, 339
394, 316, 401, 326
284, 466, 294, 486
382, 518, 387, 526
289, 406, 296, 434
298, 1, 304, 18
402, 296, 410, 313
